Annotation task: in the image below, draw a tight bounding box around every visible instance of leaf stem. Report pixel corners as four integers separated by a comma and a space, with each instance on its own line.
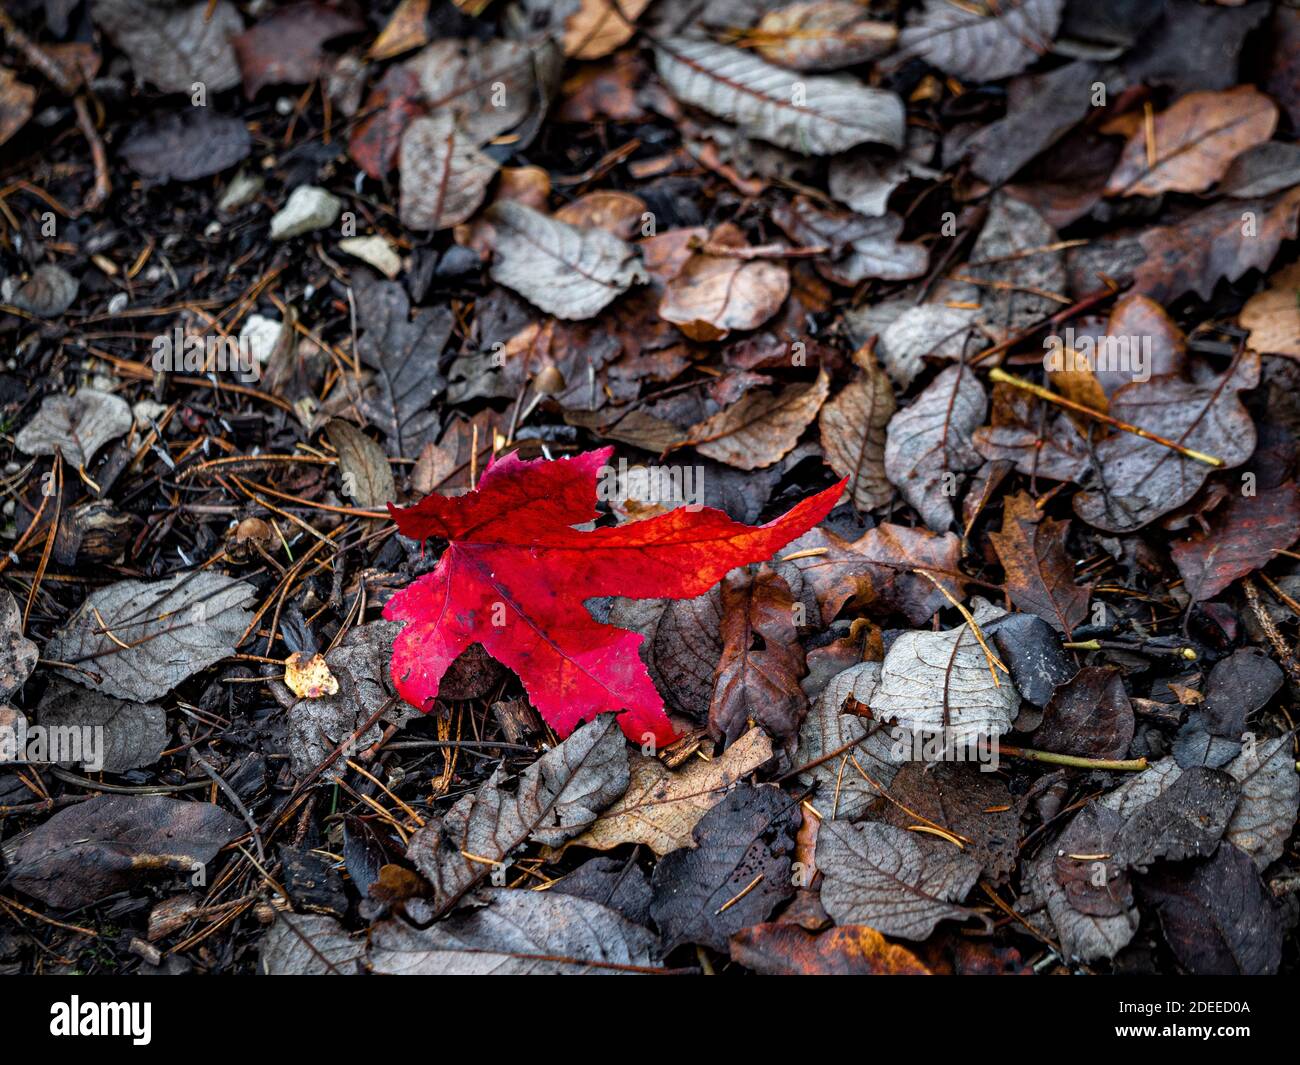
998, 745, 1148, 772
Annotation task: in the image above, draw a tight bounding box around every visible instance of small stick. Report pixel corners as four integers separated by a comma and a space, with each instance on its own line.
999, 746, 1148, 771
988, 367, 1223, 467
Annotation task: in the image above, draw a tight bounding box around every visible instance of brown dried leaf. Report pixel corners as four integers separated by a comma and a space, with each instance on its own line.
818, 346, 896, 510
398, 113, 498, 231
683, 370, 828, 470
730, 922, 931, 975
989, 491, 1091, 634
753, 1, 898, 72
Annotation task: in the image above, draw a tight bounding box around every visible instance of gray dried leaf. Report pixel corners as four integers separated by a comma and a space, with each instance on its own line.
884, 364, 987, 531
2, 795, 242, 907
655, 36, 905, 155
795, 661, 898, 819
399, 113, 499, 231
1072, 352, 1258, 533
873, 599, 1020, 739
1225, 734, 1299, 869
406, 714, 629, 916
1219, 141, 1300, 198
819, 349, 895, 510
36, 682, 168, 773
352, 270, 451, 458
816, 819, 983, 940
551, 856, 653, 927
16, 388, 131, 468
487, 201, 646, 320
1113, 766, 1239, 870
6, 264, 79, 317
773, 198, 928, 284
1027, 845, 1137, 962
965, 195, 1067, 341
119, 110, 251, 183
369, 889, 661, 974
92, 0, 242, 94
650, 782, 800, 952
44, 571, 256, 701
901, 0, 1065, 82
325, 419, 396, 508
0, 589, 38, 699
259, 914, 364, 975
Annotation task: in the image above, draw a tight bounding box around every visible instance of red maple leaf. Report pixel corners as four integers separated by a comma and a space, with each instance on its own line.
384, 447, 845, 745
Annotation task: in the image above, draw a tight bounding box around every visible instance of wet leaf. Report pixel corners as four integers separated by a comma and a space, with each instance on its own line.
92, 0, 243, 94
884, 365, 987, 532
654, 36, 905, 155
35, 682, 168, 773
816, 820, 984, 940
1072, 351, 1259, 533
564, 727, 773, 856
406, 714, 628, 917
1225, 734, 1299, 869
398, 113, 499, 231
45, 572, 255, 702
551, 856, 653, 927
709, 566, 807, 747
488, 201, 646, 320
1171, 481, 1300, 602
1036, 667, 1133, 761
650, 782, 800, 952
369, 889, 661, 974
873, 600, 1020, 740
1105, 87, 1277, 197
730, 922, 930, 975
659, 224, 791, 341
900, 0, 1065, 82
989, 491, 1092, 634
3, 795, 242, 908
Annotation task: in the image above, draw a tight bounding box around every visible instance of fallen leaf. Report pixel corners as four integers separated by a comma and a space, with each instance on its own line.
884, 364, 988, 532
989, 491, 1092, 635
772, 197, 928, 284
1113, 766, 1238, 869
682, 371, 828, 470
487, 201, 646, 320
816, 820, 984, 940
326, 419, 397, 508
369, 889, 661, 974
2, 795, 242, 908
7, 264, 80, 318
1218, 141, 1300, 199
1225, 734, 1299, 869
552, 855, 653, 927
1140, 842, 1283, 975
119, 110, 251, 183
35, 682, 168, 773
730, 921, 930, 975
872, 599, 1020, 740
563, 0, 651, 60
352, 270, 451, 458
654, 36, 905, 155
45, 572, 255, 701
901, 0, 1065, 82
1072, 351, 1259, 533
260, 914, 364, 975
752, 1, 898, 71
283, 652, 339, 700
1131, 186, 1300, 303
1239, 260, 1300, 357
819, 345, 895, 510
398, 113, 499, 231
564, 726, 773, 855
709, 566, 808, 746
649, 782, 800, 952
92, 0, 243, 94
1035, 667, 1133, 761
659, 223, 791, 341
776, 522, 966, 626
795, 662, 898, 819
369, 0, 430, 61
385, 448, 844, 744
0, 67, 35, 147
406, 714, 629, 916
232, 2, 363, 97
0, 589, 38, 699
1171, 481, 1300, 601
